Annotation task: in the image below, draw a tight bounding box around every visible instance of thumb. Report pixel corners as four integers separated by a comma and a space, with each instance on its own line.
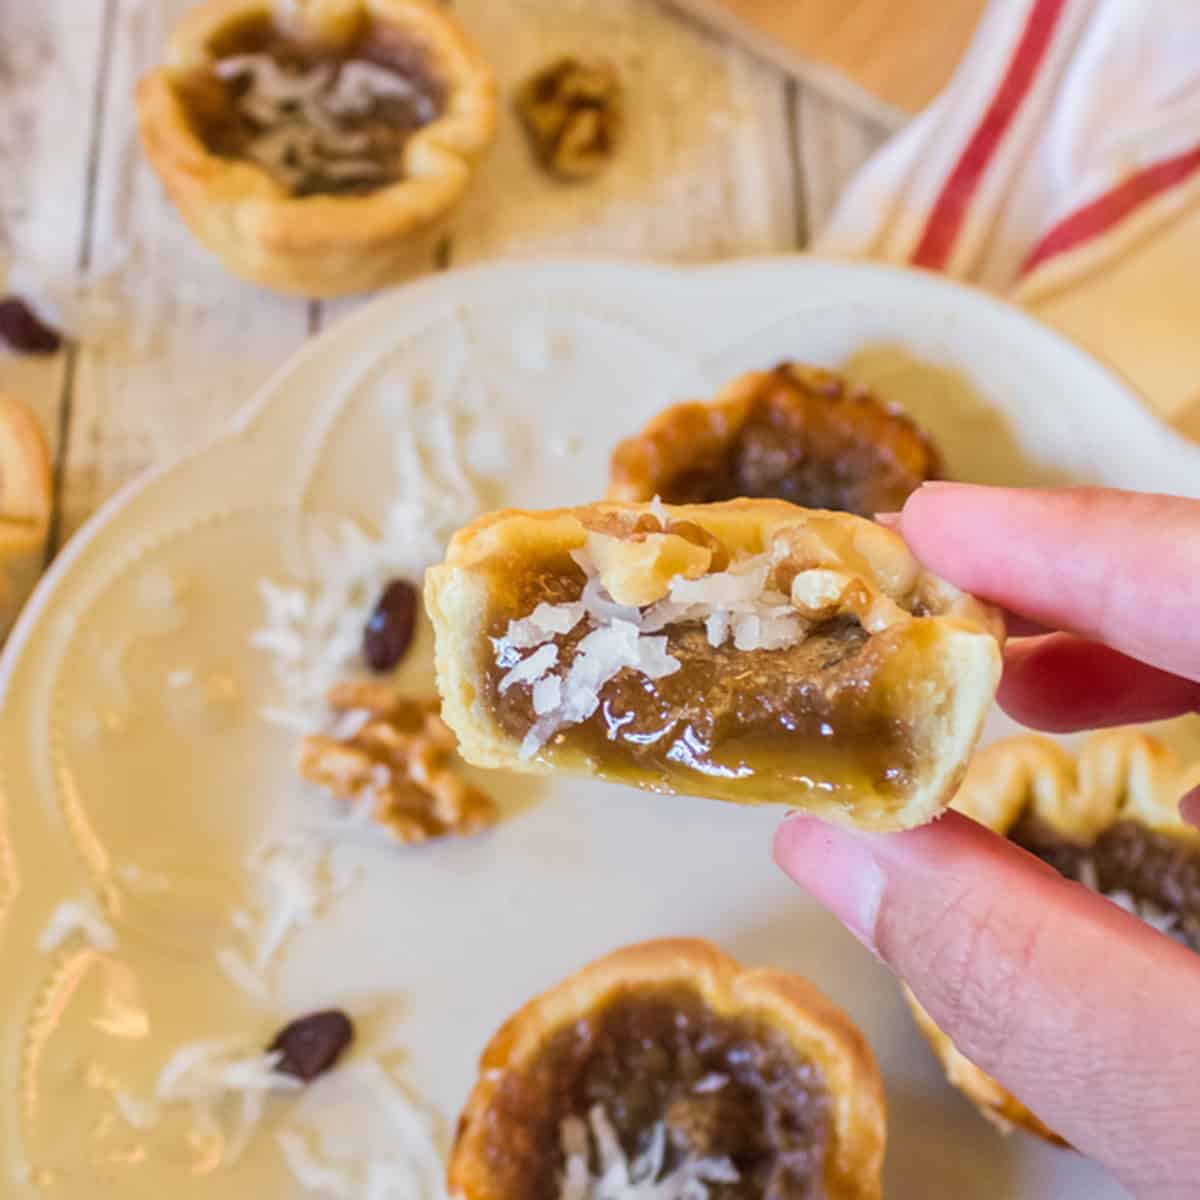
775, 812, 1200, 1198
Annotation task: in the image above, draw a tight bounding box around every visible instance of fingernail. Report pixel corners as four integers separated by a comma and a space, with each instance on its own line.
773, 816, 885, 953
874, 512, 901, 528
1180, 787, 1200, 830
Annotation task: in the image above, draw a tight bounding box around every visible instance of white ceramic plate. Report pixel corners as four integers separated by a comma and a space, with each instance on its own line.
4, 259, 1198, 1200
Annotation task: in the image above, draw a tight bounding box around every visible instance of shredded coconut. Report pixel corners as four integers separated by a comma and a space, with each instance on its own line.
499, 643, 558, 694
503, 545, 820, 758
38, 899, 117, 954
111, 1039, 302, 1165
558, 1107, 737, 1200
692, 1073, 729, 1094
214, 53, 435, 193
253, 357, 484, 732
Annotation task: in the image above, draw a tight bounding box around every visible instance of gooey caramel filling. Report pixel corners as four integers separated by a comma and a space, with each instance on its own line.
479, 987, 830, 1199
482, 543, 929, 813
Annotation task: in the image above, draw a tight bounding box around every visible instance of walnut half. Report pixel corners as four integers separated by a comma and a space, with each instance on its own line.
515, 58, 622, 181
299, 682, 498, 845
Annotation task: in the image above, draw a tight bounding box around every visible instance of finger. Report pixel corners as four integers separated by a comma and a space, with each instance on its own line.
900, 484, 1200, 681
999, 634, 1200, 731
1181, 788, 1200, 831
879, 510, 1048, 637
774, 813, 1200, 1194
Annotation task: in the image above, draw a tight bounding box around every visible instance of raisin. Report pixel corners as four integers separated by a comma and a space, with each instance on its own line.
0, 296, 63, 355
363, 578, 418, 672
269, 1009, 354, 1082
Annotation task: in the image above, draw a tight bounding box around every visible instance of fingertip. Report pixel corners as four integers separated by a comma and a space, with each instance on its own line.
1181, 787, 1200, 830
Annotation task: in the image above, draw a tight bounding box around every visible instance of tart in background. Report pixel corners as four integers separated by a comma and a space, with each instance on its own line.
449, 938, 886, 1199
137, 0, 496, 296
609, 362, 941, 516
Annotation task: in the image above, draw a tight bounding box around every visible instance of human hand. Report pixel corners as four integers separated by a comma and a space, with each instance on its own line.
774, 485, 1200, 1198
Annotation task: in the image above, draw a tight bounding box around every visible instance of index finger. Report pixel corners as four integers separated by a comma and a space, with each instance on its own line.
900, 484, 1200, 683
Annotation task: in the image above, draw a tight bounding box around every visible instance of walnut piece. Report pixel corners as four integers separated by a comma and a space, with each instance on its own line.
300, 683, 498, 844
515, 58, 622, 181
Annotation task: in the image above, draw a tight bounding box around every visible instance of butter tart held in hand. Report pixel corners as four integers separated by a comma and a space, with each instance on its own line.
608, 362, 941, 517
906, 731, 1200, 1144
137, 0, 496, 295
448, 939, 886, 1200
425, 500, 1003, 830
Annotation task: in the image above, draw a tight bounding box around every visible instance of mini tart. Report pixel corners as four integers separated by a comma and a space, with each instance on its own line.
137, 0, 496, 296
448, 939, 886, 1200
425, 499, 1003, 830
0, 395, 52, 639
608, 362, 941, 516
907, 731, 1200, 1144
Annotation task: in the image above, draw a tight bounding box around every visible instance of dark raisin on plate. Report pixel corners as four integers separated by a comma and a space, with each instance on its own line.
0, 296, 63, 355
364, 578, 418, 673
269, 1009, 355, 1082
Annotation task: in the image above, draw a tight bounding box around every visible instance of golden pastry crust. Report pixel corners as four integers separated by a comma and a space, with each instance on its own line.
906, 731, 1200, 1144
425, 499, 1003, 830
136, 0, 496, 296
608, 362, 941, 516
448, 938, 886, 1200
0, 395, 52, 639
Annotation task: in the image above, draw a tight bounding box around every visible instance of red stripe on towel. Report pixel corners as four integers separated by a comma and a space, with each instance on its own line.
911, 0, 1069, 270
1021, 143, 1200, 275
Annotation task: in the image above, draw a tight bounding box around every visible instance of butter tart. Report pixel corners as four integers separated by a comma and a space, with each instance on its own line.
425, 500, 1003, 830
137, 0, 496, 296
608, 362, 941, 516
0, 394, 51, 639
907, 731, 1200, 1143
448, 938, 886, 1200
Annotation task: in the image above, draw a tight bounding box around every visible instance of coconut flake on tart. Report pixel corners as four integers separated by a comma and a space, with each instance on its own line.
904, 731, 1200, 1145
425, 499, 1003, 831
448, 939, 886, 1200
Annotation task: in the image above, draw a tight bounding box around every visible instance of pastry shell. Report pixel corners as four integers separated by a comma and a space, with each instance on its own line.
136, 0, 497, 296
0, 394, 52, 639
425, 499, 1003, 830
906, 731, 1200, 1144
448, 938, 886, 1200
608, 362, 941, 515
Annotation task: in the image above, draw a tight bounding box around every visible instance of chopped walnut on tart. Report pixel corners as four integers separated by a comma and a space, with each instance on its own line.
448, 939, 886, 1200
137, 0, 496, 296
425, 500, 1003, 830
906, 731, 1200, 1144
299, 681, 497, 844
609, 362, 941, 517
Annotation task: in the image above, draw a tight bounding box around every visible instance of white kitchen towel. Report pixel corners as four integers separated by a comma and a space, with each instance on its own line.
817, 0, 1200, 431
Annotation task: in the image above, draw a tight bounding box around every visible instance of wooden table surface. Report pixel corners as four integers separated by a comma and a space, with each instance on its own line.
4, 0, 896, 554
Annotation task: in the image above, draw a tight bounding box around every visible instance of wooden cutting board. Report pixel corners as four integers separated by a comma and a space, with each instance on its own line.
666, 0, 988, 116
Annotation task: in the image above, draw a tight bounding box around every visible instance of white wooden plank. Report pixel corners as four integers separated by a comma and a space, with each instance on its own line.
60, 0, 310, 540
0, 3, 110, 478
793, 84, 896, 242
